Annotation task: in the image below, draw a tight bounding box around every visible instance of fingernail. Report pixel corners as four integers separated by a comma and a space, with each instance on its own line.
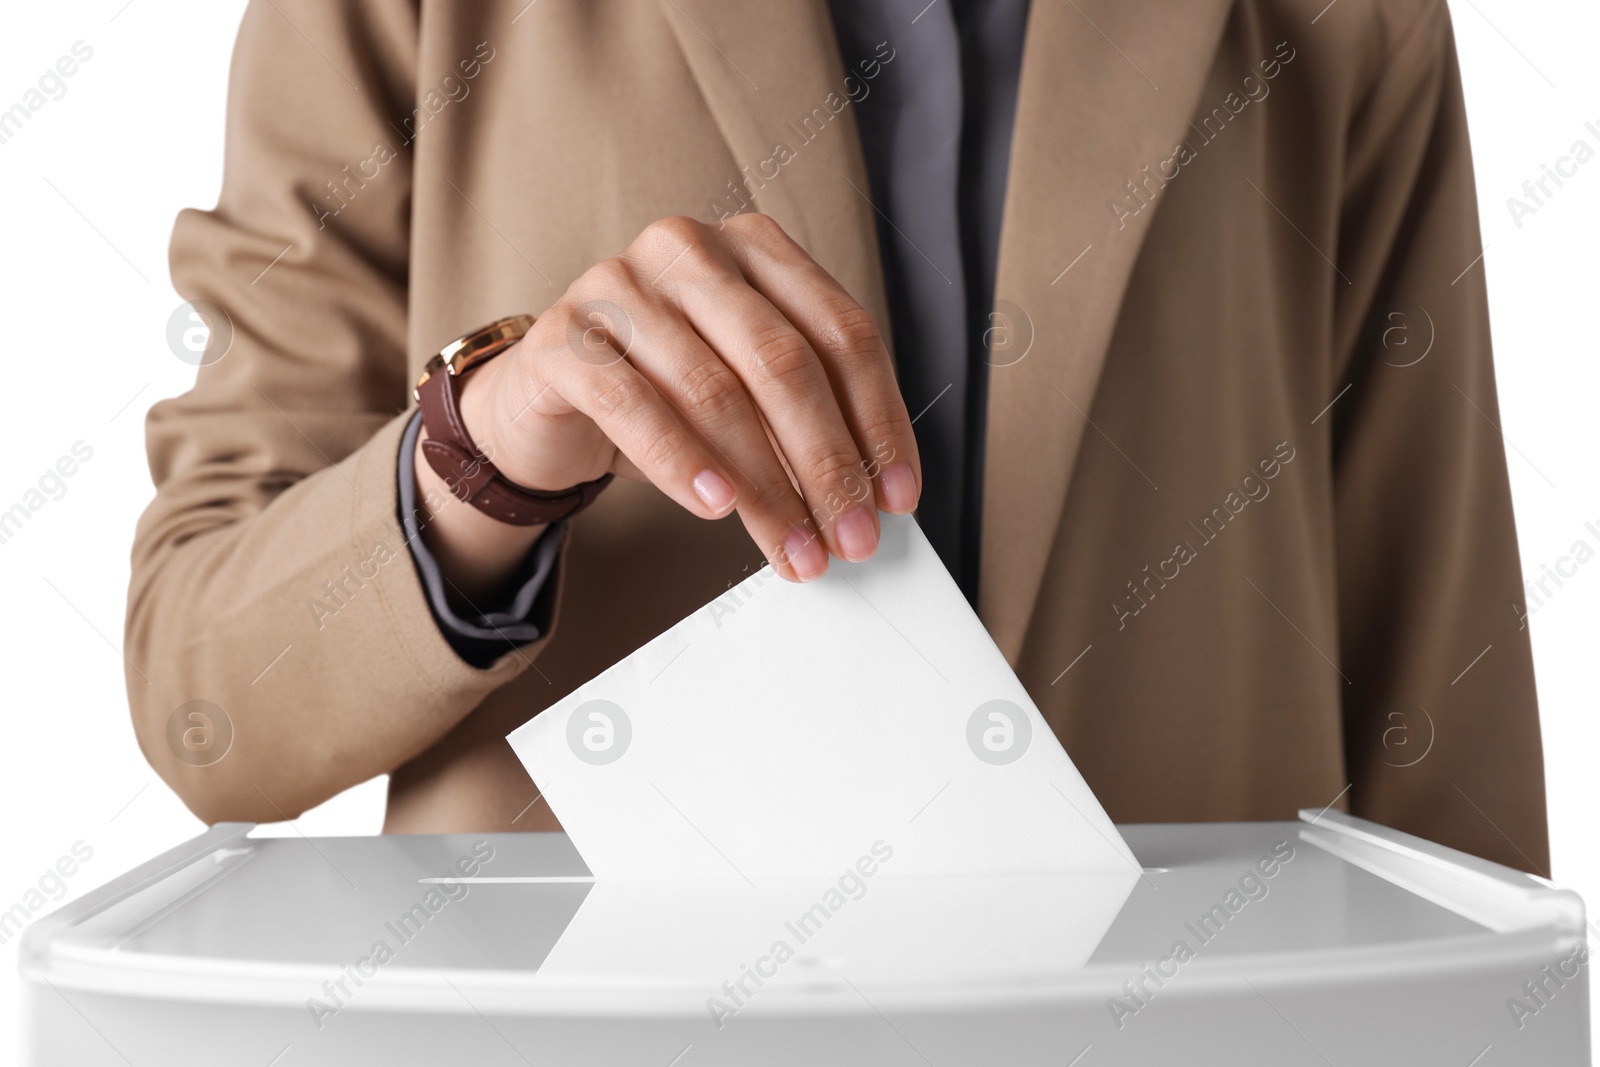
784, 527, 828, 581
693, 469, 736, 514
834, 506, 878, 562
879, 463, 918, 514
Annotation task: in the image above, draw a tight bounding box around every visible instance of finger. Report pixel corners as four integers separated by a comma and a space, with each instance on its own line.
580, 278, 835, 582
636, 219, 882, 565
609, 451, 648, 483
517, 296, 746, 528
719, 212, 921, 517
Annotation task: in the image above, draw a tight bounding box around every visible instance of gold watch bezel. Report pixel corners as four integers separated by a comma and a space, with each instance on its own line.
412, 313, 535, 402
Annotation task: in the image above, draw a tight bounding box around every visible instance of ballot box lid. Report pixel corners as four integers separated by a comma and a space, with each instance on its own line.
20, 812, 1585, 1016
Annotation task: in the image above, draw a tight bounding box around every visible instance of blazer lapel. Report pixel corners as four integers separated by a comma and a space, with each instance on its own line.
654, 0, 890, 333
658, 0, 1235, 662
982, 0, 1236, 661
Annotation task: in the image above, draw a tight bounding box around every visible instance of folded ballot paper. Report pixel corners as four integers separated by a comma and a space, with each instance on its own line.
507, 513, 1135, 883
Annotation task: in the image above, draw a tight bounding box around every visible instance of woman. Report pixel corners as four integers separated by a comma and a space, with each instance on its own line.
128, 0, 1548, 873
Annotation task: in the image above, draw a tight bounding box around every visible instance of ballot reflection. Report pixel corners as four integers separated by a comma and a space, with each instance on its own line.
524, 867, 1140, 1020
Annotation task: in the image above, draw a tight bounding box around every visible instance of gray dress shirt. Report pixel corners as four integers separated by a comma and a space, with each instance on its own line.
401, 0, 1030, 666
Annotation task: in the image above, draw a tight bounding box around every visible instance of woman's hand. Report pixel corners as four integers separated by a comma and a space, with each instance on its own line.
420, 212, 922, 598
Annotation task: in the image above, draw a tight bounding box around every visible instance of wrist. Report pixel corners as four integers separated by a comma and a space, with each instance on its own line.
415, 312, 612, 529
455, 348, 509, 472
412, 426, 549, 606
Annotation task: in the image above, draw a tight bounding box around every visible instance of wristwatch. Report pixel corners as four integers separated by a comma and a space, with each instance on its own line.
413, 314, 613, 526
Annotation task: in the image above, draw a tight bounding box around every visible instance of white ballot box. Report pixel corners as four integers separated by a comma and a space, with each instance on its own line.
20, 811, 1590, 1066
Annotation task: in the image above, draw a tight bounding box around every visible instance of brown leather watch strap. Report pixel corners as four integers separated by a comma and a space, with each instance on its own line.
414, 320, 612, 527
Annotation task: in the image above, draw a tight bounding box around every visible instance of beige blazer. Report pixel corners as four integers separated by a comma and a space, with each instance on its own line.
128, 0, 1549, 873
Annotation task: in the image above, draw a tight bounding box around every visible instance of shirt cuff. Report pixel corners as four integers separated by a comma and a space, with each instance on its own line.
398, 411, 564, 668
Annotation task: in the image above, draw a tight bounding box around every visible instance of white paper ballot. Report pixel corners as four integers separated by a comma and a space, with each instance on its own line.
508, 514, 1135, 881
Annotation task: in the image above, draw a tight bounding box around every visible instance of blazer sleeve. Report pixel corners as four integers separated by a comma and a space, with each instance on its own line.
1331, 0, 1549, 873
127, 0, 548, 824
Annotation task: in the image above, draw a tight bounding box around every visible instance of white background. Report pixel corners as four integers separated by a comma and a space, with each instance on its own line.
0, 0, 1595, 1054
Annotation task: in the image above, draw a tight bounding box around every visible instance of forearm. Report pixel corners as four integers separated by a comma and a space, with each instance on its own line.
128, 412, 535, 824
